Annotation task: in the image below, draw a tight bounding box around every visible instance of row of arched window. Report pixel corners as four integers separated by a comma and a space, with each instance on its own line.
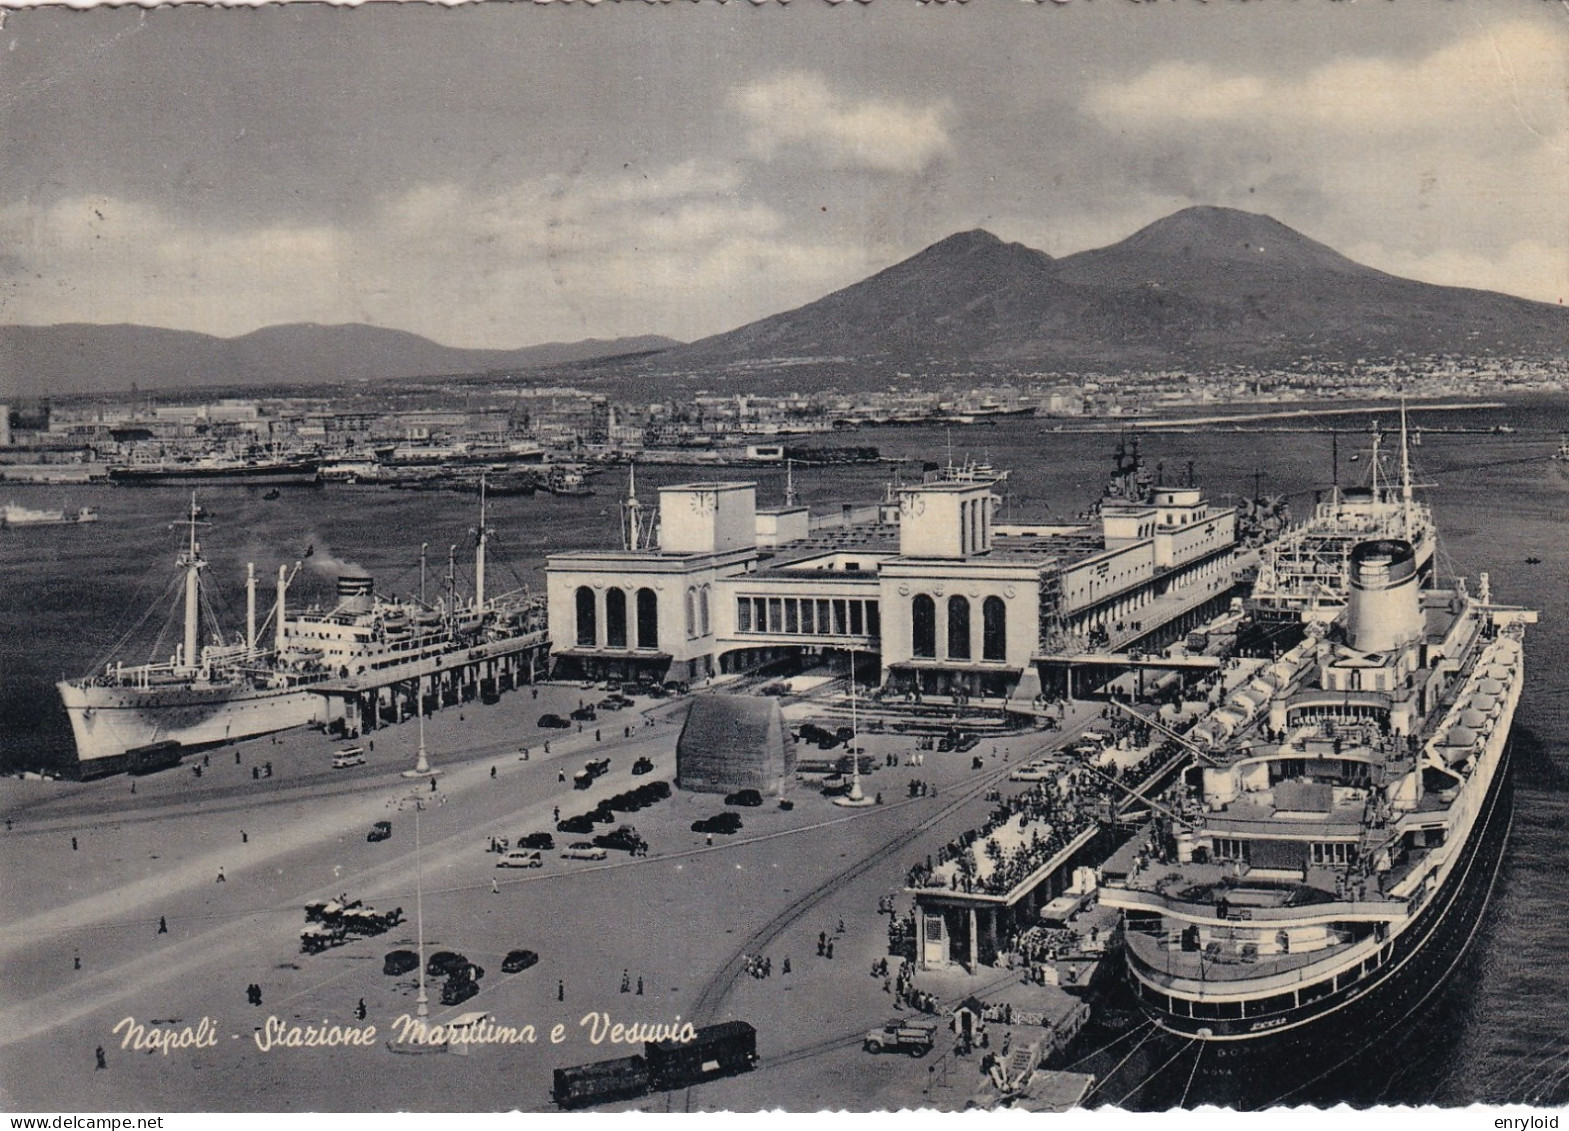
576, 586, 660, 650
910, 594, 1006, 662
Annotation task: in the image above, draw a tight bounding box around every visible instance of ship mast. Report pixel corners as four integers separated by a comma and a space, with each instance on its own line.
1398, 397, 1413, 541
475, 475, 489, 611
246, 563, 257, 655
179, 492, 206, 672
784, 458, 797, 508
621, 461, 645, 552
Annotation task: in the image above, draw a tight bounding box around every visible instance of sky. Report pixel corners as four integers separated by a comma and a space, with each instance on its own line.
0, 1, 1565, 350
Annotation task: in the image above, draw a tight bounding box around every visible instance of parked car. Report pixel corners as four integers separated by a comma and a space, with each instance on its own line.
367, 820, 393, 843
332, 750, 365, 769
538, 713, 571, 729
592, 825, 647, 854
426, 951, 468, 978
557, 814, 595, 835
501, 949, 540, 974
1009, 761, 1056, 783
724, 789, 764, 808
383, 949, 419, 976
562, 842, 608, 861
597, 697, 630, 712
497, 849, 543, 869
517, 832, 555, 851
570, 706, 598, 722
692, 812, 743, 836
631, 756, 654, 776
441, 978, 480, 1006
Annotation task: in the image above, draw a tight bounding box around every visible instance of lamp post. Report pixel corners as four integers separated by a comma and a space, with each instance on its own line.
402, 702, 442, 779
835, 648, 874, 809
392, 787, 437, 1017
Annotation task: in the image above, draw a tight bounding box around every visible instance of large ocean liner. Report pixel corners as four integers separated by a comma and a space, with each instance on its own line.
1099, 521, 1534, 1049
56, 491, 547, 776
1248, 418, 1436, 623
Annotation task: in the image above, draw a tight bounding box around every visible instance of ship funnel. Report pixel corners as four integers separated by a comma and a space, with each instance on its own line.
337, 573, 374, 615
1346, 539, 1421, 654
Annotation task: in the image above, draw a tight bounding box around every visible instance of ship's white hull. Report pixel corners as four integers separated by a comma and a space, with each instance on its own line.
1112, 633, 1523, 1040
56, 680, 325, 770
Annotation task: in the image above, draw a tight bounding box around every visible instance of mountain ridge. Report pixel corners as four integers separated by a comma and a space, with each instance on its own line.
0, 323, 681, 398
670, 206, 1568, 372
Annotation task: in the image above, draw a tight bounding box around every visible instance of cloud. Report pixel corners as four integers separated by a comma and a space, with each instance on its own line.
1085, 22, 1566, 150
732, 71, 952, 174
1077, 21, 1569, 304
0, 163, 869, 347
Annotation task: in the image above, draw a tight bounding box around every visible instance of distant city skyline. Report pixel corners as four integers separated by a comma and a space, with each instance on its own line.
1, 3, 1564, 351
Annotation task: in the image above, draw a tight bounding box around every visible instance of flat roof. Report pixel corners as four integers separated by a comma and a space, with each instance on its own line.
660, 480, 756, 491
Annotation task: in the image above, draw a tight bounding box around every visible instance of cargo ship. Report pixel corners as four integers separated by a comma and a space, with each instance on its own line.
1099, 530, 1535, 1056
56, 489, 547, 776
107, 456, 320, 486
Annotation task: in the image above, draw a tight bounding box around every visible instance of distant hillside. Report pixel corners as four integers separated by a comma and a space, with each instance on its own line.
0, 323, 679, 398
668, 207, 1569, 372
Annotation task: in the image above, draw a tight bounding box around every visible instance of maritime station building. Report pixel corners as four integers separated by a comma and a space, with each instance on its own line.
545, 474, 1238, 706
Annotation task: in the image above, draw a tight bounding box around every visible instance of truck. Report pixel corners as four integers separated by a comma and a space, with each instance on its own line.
863, 1019, 937, 1056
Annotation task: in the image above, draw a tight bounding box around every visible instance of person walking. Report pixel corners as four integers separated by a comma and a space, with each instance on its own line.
636, 976, 644, 996
557, 979, 565, 1002
157, 916, 168, 934
490, 766, 497, 779
491, 878, 500, 895
356, 998, 367, 1021
241, 830, 248, 844
72, 836, 78, 851
95, 1046, 107, 1070
621, 969, 631, 993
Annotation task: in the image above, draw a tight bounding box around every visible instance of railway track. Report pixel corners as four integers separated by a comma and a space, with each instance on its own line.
675, 715, 1099, 1110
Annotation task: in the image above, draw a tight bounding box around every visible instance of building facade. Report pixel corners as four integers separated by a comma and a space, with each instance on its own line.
545, 473, 1237, 702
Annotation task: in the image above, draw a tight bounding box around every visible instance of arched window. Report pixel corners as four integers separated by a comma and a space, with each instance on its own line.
912, 594, 936, 659
947, 596, 971, 660
636, 588, 659, 649
700, 584, 711, 636
575, 586, 597, 647
983, 596, 1006, 661
685, 587, 697, 639
605, 588, 627, 649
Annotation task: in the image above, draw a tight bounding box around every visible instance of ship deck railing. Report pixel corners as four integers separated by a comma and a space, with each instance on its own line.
1106, 876, 1404, 927
1123, 922, 1381, 994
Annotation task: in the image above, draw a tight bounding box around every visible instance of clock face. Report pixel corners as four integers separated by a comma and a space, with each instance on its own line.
900, 495, 925, 518
689, 493, 715, 515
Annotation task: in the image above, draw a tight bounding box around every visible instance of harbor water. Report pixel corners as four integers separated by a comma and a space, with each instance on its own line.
5, 394, 1569, 1105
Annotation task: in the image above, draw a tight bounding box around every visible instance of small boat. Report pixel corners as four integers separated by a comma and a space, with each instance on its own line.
2, 503, 99, 527
263, 488, 282, 501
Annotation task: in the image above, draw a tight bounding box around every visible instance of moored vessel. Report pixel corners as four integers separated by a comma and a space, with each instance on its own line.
1099, 534, 1534, 1062
55, 486, 548, 776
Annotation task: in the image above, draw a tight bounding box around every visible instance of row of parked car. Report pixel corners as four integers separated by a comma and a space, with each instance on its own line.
381, 947, 541, 1005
